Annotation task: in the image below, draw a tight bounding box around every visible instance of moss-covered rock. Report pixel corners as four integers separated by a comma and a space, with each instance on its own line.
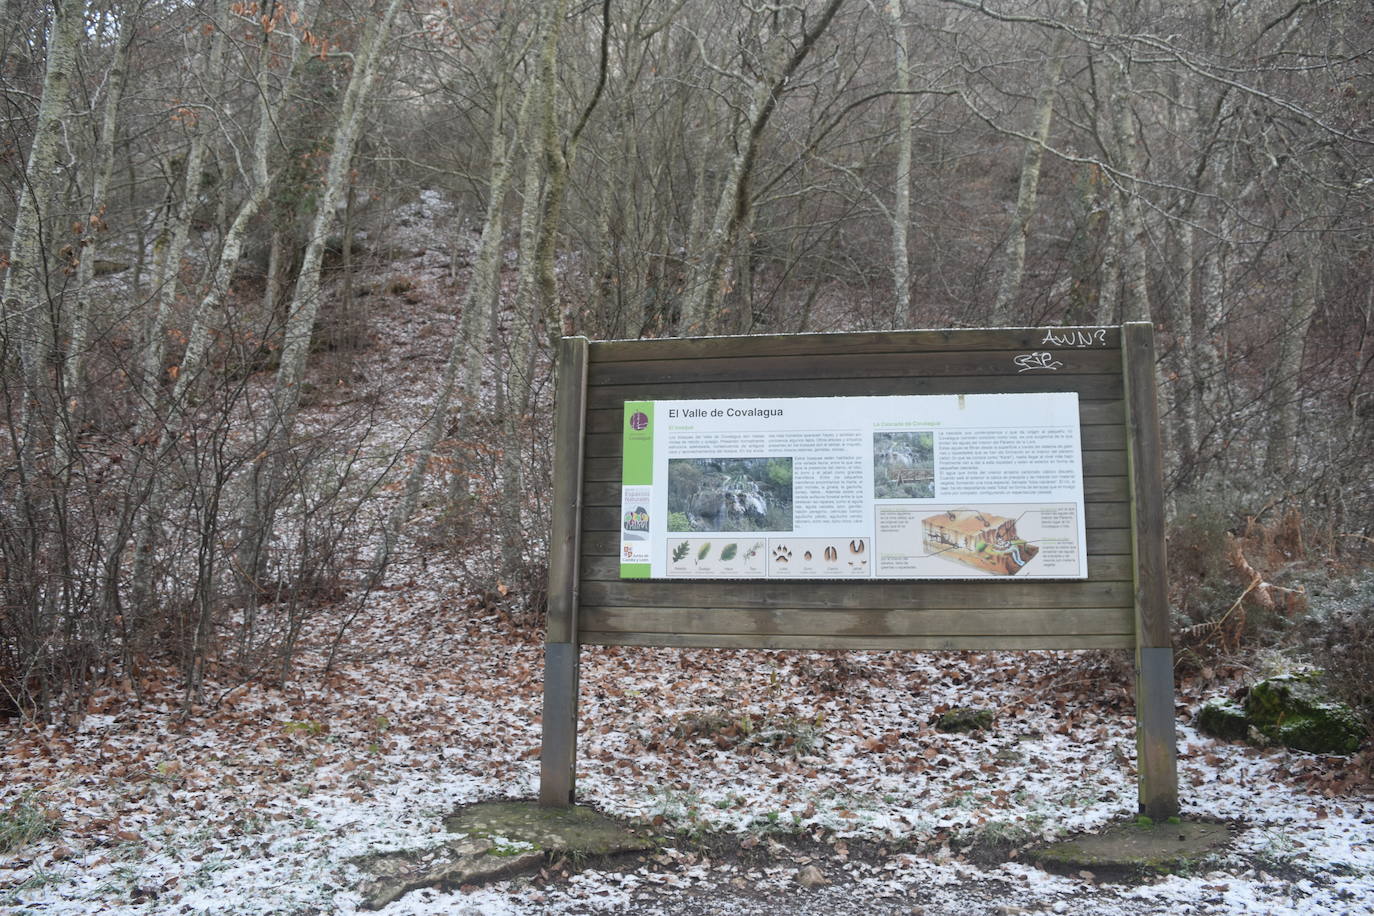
1244, 672, 1364, 755
1200, 673, 1365, 755
1196, 699, 1249, 742
934, 707, 994, 733
1272, 705, 1363, 754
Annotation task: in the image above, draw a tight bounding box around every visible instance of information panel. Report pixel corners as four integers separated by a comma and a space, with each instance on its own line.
619, 393, 1087, 580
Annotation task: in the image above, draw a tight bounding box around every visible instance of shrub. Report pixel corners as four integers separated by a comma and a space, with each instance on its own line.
1302, 570, 1374, 734
1169, 500, 1310, 655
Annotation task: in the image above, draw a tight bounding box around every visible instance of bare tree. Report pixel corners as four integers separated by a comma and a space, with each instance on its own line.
677, 0, 848, 334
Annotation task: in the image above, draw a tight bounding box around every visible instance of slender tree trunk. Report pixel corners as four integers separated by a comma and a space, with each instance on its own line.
681, 161, 712, 327
142, 1, 229, 400
1109, 73, 1151, 324
1168, 221, 1197, 486
1, 0, 84, 391
241, 0, 404, 587
67, 13, 133, 400
1196, 221, 1230, 468
499, 0, 562, 574
732, 204, 756, 333
1263, 249, 1321, 477
0, 0, 11, 56
991, 38, 1067, 325
263, 228, 285, 323
340, 180, 356, 349
589, 161, 617, 335
535, 0, 610, 345
887, 0, 912, 328
595, 31, 646, 338
127, 155, 147, 299
1094, 211, 1121, 326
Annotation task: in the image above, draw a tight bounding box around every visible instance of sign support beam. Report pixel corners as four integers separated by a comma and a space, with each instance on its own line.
540, 337, 589, 806
1122, 321, 1180, 818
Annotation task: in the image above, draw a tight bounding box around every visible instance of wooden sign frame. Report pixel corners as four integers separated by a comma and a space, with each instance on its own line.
540, 323, 1178, 819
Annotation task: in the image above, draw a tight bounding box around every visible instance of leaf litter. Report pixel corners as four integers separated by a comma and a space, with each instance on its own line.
3, 587, 1372, 914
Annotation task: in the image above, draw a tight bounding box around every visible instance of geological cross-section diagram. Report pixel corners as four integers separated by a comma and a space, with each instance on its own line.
921, 508, 1040, 576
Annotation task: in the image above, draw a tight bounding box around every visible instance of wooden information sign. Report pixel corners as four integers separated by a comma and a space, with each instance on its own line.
540, 324, 1179, 819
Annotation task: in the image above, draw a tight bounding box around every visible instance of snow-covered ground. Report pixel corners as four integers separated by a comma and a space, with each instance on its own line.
2, 570, 1371, 914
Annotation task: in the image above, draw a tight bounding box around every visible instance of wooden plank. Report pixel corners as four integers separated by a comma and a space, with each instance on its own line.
579, 579, 1133, 610
582, 400, 1126, 435
578, 605, 1134, 638
588, 349, 1123, 388
579, 553, 1134, 583
580, 526, 1135, 558
587, 326, 1121, 362
586, 374, 1125, 406
584, 448, 1128, 482
580, 632, 1135, 650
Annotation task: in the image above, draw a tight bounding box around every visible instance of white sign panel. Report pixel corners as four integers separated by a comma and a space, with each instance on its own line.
619, 393, 1088, 580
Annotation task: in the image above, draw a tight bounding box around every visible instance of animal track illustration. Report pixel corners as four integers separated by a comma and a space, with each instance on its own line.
772, 545, 792, 563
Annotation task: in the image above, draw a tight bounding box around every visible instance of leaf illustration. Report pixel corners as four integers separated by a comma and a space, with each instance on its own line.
697, 541, 712, 561
671, 541, 691, 562
720, 543, 738, 561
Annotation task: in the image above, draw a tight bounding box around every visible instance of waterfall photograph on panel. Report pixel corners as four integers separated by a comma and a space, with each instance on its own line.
619, 394, 1087, 580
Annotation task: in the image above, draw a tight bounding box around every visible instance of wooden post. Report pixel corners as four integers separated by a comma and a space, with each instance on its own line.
540, 337, 589, 806
1122, 321, 1180, 819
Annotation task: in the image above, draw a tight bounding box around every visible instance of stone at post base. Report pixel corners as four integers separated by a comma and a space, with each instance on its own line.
351, 800, 658, 910
442, 799, 659, 857
1026, 819, 1233, 879
353, 837, 542, 910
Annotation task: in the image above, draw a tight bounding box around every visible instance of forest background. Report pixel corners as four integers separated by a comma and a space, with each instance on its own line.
1, 0, 1372, 733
